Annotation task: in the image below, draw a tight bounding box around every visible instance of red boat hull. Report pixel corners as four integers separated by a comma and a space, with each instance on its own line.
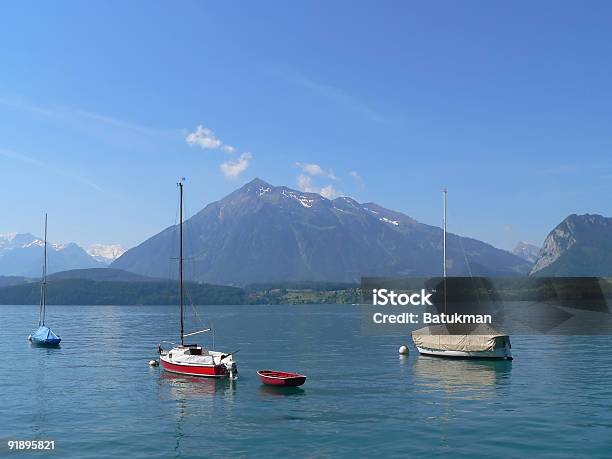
161, 357, 227, 378
257, 370, 306, 387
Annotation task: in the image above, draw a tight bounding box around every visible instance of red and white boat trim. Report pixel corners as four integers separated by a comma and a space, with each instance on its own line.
159, 345, 237, 379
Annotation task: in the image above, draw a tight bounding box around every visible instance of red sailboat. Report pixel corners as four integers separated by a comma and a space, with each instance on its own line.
158, 180, 238, 379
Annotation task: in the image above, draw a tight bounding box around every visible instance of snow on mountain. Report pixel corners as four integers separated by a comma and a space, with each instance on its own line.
0, 233, 38, 255
23, 239, 45, 249
86, 244, 126, 264
0, 232, 104, 276
0, 232, 18, 242
379, 217, 399, 226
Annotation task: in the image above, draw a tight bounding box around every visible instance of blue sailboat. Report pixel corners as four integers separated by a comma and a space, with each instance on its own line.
28, 214, 61, 346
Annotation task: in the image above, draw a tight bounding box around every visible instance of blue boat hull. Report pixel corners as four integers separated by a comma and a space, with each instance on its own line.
30, 326, 61, 346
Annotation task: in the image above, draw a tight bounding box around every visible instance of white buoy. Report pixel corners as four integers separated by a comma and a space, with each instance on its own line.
398, 345, 409, 355
148, 360, 159, 367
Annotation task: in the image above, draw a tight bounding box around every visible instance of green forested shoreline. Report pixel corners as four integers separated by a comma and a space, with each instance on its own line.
1, 276, 610, 306
0, 278, 360, 305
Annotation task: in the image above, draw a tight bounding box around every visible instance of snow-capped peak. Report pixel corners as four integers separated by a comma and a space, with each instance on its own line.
0, 232, 18, 242
23, 239, 45, 248
87, 244, 126, 263
21, 240, 68, 251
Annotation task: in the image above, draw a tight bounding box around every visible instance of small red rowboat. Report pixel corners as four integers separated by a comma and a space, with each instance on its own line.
257, 370, 307, 387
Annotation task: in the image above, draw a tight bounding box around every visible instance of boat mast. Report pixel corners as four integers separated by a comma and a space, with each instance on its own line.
178, 181, 184, 346
443, 188, 447, 278
39, 213, 48, 326
443, 188, 447, 313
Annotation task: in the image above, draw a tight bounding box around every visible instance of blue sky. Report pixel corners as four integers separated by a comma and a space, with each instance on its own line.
1, 1, 611, 250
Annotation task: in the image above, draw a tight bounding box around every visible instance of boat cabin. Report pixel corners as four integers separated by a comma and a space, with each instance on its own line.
168, 345, 211, 358
180, 345, 206, 355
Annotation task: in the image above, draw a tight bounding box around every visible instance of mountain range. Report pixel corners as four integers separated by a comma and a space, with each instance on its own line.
0, 233, 125, 277
4, 180, 610, 284
111, 178, 531, 285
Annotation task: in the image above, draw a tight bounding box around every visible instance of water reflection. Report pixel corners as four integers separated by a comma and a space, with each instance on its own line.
159, 372, 235, 399
29, 343, 64, 434
160, 373, 238, 457
29, 343, 61, 349
258, 385, 306, 397
413, 356, 512, 400
29, 342, 62, 352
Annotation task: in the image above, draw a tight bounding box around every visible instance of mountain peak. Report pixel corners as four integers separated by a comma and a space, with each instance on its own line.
564, 213, 610, 227
228, 178, 330, 209
232, 178, 276, 200
87, 244, 127, 264
1, 233, 38, 252
512, 241, 540, 264
113, 179, 531, 284
530, 213, 612, 275
0, 234, 104, 276
243, 177, 273, 190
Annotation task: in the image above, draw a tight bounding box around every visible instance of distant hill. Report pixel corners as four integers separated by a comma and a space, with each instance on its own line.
512, 241, 540, 264
0, 278, 245, 305
244, 280, 358, 292
112, 178, 531, 285
47, 268, 160, 282
0, 266, 361, 305
0, 276, 31, 288
0, 277, 359, 305
0, 233, 104, 276
531, 214, 612, 276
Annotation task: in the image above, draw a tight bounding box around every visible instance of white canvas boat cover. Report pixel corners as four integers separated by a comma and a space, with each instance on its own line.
411, 324, 508, 352
172, 354, 214, 365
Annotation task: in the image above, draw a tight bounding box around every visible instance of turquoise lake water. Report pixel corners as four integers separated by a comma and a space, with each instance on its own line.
1, 304, 612, 458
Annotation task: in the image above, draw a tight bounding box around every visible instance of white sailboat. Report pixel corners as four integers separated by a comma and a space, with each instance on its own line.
411, 189, 512, 359
28, 214, 61, 346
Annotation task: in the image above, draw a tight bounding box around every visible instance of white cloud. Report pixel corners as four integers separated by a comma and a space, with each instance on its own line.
186, 124, 248, 177
319, 184, 342, 199
295, 162, 336, 179
185, 124, 238, 154
296, 174, 342, 199
186, 125, 222, 150
297, 174, 315, 192
220, 152, 252, 179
